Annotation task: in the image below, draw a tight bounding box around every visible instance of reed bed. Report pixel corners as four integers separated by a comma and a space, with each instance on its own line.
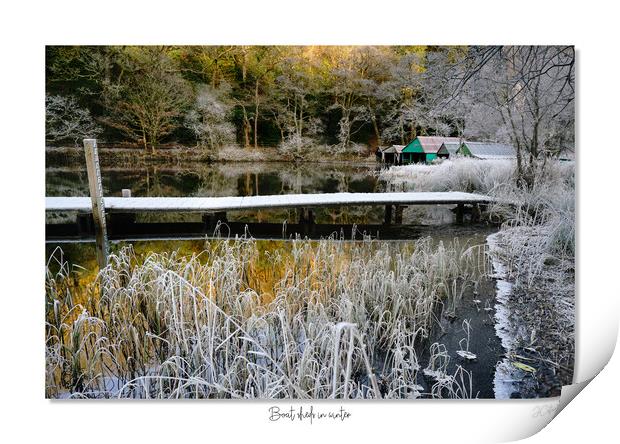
45, 236, 486, 399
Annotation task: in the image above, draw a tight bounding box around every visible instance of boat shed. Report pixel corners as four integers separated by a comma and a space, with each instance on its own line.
402, 136, 461, 163
458, 141, 517, 159
377, 145, 405, 164
437, 141, 463, 159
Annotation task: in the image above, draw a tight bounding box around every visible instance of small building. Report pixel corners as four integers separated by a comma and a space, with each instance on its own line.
402, 136, 462, 163
437, 141, 463, 159
458, 141, 517, 159
377, 145, 405, 164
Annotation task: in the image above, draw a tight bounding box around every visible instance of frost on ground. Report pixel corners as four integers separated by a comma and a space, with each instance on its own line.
382, 157, 575, 397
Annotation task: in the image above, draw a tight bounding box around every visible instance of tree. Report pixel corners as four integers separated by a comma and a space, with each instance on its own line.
184, 84, 235, 150
436, 46, 575, 187
271, 48, 325, 155
45, 94, 102, 146
327, 47, 373, 151
231, 46, 281, 149
101, 47, 191, 152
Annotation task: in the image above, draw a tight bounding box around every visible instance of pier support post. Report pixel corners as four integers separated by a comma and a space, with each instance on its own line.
110, 189, 136, 235
472, 203, 481, 223
83, 139, 109, 269
384, 204, 393, 225
203, 211, 228, 230
395, 205, 405, 224
455, 203, 464, 225
76, 213, 94, 236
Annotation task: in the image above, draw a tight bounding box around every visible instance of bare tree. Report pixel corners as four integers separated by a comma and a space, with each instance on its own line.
45, 94, 102, 146
101, 48, 191, 152
381, 50, 454, 145
436, 46, 575, 187
329, 48, 375, 151
184, 83, 235, 151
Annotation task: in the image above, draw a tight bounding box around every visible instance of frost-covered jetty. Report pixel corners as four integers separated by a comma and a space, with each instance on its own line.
46, 191, 494, 213
46, 191, 495, 246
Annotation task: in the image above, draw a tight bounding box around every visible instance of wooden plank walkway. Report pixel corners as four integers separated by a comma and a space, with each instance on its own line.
46, 191, 495, 213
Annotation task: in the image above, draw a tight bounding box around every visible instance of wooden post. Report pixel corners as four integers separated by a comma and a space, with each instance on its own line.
472, 203, 481, 223
384, 205, 393, 225
455, 203, 464, 225
111, 188, 135, 235
83, 139, 109, 269
395, 205, 404, 224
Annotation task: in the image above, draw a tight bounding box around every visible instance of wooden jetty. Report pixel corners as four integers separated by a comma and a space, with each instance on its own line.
46, 192, 494, 242
46, 191, 494, 213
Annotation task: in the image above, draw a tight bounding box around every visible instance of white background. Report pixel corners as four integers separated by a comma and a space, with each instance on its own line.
0, 1, 618, 443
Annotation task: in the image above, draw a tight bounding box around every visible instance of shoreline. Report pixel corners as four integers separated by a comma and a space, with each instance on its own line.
45, 146, 379, 168
487, 230, 575, 398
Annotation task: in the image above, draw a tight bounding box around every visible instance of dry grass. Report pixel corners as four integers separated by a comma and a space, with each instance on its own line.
45, 236, 487, 399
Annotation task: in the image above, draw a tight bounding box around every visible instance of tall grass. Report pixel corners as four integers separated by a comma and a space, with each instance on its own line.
46, 236, 485, 399
381, 157, 575, 280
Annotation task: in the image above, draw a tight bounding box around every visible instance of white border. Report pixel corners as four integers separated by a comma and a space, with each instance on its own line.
1, 1, 618, 442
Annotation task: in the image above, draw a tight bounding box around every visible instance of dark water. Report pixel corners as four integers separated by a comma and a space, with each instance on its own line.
46, 162, 382, 198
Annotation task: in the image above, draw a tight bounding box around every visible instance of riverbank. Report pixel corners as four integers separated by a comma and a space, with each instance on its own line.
46, 145, 377, 168
380, 157, 576, 397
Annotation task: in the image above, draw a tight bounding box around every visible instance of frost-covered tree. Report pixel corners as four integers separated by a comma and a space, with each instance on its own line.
45, 94, 102, 146
380, 48, 455, 145
184, 84, 235, 151
272, 52, 322, 143
328, 48, 374, 151
436, 46, 575, 187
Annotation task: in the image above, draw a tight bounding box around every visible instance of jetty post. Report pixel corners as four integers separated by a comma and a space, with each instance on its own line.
455, 203, 465, 224
384, 204, 393, 225
83, 139, 109, 269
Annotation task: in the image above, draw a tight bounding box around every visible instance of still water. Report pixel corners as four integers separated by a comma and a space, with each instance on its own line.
46, 162, 381, 198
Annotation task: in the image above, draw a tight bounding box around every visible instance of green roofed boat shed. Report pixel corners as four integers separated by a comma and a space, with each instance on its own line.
402, 136, 461, 163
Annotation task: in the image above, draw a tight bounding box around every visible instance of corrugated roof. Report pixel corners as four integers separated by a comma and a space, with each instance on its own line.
439, 142, 462, 155
380, 145, 405, 154
462, 141, 517, 159
416, 136, 461, 154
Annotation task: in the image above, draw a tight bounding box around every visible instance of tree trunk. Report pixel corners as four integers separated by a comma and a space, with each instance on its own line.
241, 107, 251, 148
243, 121, 251, 148
371, 115, 381, 147
254, 80, 260, 149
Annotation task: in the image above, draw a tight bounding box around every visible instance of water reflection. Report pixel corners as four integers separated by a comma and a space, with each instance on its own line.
46, 162, 382, 198
46, 161, 389, 225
